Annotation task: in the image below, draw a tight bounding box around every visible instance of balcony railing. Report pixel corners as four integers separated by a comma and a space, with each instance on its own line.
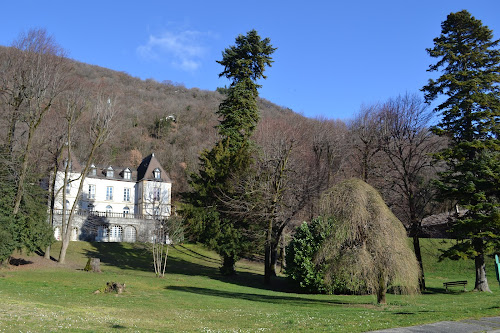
52, 209, 171, 220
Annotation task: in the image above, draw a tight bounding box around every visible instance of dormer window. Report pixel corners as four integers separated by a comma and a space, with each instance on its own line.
106, 166, 114, 178
153, 168, 161, 179
90, 164, 97, 176
123, 168, 131, 180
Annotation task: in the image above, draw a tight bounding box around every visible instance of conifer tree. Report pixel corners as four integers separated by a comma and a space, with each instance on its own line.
422, 10, 500, 292
183, 30, 275, 275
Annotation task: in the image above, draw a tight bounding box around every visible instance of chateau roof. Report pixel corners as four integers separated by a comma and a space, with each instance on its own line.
136, 153, 171, 182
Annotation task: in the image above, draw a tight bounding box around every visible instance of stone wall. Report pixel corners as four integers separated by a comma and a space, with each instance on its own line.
52, 213, 156, 243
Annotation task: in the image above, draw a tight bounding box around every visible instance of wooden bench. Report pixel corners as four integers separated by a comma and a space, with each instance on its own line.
443, 280, 467, 291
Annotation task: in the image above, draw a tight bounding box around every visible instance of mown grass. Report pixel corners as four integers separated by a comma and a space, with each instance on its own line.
0, 239, 499, 332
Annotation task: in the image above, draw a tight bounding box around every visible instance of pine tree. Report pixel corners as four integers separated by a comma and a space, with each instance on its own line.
183, 30, 276, 275
422, 10, 500, 292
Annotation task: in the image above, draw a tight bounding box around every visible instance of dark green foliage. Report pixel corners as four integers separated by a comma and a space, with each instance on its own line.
0, 180, 17, 262
0, 165, 52, 262
285, 218, 334, 294
182, 30, 275, 275
422, 10, 500, 291
17, 182, 53, 254
84, 258, 92, 271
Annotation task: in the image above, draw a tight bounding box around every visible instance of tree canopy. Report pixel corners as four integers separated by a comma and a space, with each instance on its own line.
422, 10, 500, 292
183, 30, 276, 275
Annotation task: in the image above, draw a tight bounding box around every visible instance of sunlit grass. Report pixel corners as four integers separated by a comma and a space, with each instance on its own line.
0, 239, 499, 332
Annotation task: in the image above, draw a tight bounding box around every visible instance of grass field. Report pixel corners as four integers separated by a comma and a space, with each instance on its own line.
0, 239, 499, 332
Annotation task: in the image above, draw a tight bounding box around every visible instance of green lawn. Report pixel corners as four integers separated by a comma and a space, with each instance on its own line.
0, 239, 499, 332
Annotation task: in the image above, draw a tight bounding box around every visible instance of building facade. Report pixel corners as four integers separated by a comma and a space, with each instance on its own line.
52, 153, 172, 243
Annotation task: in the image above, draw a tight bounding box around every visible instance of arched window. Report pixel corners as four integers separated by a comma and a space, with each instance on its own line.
123, 206, 130, 217
110, 226, 123, 242
88, 203, 95, 212
106, 205, 113, 216
124, 226, 137, 242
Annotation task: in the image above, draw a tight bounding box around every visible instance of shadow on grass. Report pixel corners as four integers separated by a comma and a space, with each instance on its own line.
422, 287, 467, 295
173, 244, 221, 265
109, 323, 127, 329
82, 242, 226, 279
165, 285, 370, 306
82, 242, 301, 293
83, 242, 153, 271
8, 257, 33, 266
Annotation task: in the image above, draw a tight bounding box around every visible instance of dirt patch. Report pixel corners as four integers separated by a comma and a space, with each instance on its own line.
1, 253, 60, 271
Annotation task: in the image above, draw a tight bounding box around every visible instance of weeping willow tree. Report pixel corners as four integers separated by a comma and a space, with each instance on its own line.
317, 178, 420, 304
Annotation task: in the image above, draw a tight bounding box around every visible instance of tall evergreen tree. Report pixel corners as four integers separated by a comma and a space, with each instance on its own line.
183, 30, 276, 275
422, 10, 500, 292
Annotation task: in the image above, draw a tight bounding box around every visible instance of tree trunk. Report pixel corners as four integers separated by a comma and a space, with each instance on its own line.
221, 255, 236, 276
413, 234, 425, 291
377, 271, 387, 304
44, 245, 51, 260
264, 241, 272, 283
264, 216, 273, 284
59, 238, 70, 264
13, 126, 35, 215
474, 251, 491, 292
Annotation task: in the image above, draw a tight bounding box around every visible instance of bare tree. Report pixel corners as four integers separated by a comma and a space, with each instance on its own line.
58, 89, 117, 264
0, 29, 66, 216
377, 94, 444, 290
151, 216, 184, 278
348, 104, 383, 182
219, 117, 348, 283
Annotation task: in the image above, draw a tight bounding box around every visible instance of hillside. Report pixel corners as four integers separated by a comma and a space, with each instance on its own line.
0, 45, 329, 200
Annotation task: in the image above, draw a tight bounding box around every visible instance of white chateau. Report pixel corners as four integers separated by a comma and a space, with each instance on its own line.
52, 153, 172, 243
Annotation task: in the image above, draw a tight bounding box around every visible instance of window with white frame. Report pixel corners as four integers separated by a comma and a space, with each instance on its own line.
90, 165, 97, 176
123, 169, 131, 180
123, 188, 131, 202
106, 205, 113, 214
123, 206, 130, 217
88, 184, 96, 199
110, 225, 123, 241
153, 168, 161, 179
88, 203, 95, 212
106, 167, 114, 178
153, 187, 161, 201
106, 186, 113, 200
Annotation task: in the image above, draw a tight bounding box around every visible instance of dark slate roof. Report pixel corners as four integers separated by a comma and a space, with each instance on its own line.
136, 153, 171, 182
82, 153, 171, 183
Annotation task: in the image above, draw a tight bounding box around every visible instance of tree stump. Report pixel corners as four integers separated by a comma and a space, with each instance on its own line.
84, 258, 101, 272
91, 258, 101, 272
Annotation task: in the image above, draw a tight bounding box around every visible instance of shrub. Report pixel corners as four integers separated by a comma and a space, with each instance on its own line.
285, 217, 334, 294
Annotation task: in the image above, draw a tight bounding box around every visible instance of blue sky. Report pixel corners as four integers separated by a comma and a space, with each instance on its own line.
1, 1, 499, 121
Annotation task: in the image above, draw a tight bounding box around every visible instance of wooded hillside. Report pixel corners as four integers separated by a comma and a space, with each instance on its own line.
0, 45, 343, 201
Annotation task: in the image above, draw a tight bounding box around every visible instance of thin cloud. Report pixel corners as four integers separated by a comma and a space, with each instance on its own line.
137, 30, 211, 72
